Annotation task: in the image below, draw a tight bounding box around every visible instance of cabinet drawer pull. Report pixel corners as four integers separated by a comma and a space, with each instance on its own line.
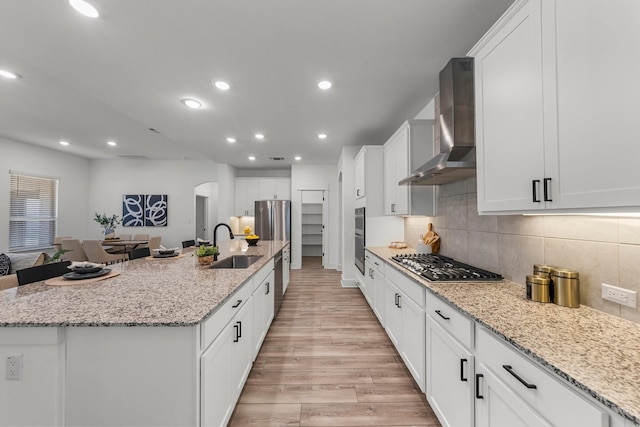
475, 374, 484, 399
397, 294, 401, 308
237, 321, 242, 339
232, 299, 243, 308
391, 203, 396, 212
503, 365, 537, 389
435, 310, 450, 320
233, 324, 240, 342
357, 189, 361, 196
265, 282, 270, 295
532, 180, 541, 203
460, 358, 468, 382
374, 261, 380, 267
394, 293, 399, 307
543, 178, 552, 202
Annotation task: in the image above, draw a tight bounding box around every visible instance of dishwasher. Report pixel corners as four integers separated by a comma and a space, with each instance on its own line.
274, 251, 283, 315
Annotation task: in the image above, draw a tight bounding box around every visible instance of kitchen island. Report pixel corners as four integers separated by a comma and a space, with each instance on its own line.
0, 240, 289, 426
367, 247, 640, 426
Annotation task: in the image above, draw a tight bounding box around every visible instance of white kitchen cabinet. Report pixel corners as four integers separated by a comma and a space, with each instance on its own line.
235, 178, 261, 216
383, 267, 426, 392
353, 146, 384, 215
475, 327, 608, 427
426, 316, 474, 427
472, 0, 640, 214
475, 363, 552, 427
259, 178, 291, 201
251, 265, 275, 360
383, 120, 436, 216
365, 250, 386, 325
231, 299, 253, 400
201, 322, 234, 427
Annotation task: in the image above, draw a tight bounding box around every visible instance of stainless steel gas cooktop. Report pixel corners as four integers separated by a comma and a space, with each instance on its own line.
391, 254, 503, 282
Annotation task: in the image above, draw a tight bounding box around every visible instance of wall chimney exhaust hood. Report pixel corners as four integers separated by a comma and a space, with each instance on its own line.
400, 57, 476, 186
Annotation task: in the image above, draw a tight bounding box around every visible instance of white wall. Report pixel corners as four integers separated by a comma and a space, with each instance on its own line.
290, 164, 338, 270
337, 146, 360, 285
216, 164, 236, 226
88, 159, 218, 248
0, 137, 90, 252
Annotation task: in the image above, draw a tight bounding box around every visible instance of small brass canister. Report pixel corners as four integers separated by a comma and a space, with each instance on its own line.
551, 268, 580, 308
526, 275, 553, 303
533, 264, 554, 279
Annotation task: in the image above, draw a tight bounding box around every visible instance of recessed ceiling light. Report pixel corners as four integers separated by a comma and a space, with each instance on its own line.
59, 141, 70, 146
0, 69, 19, 79
318, 80, 332, 90
181, 98, 202, 109
318, 133, 327, 139
107, 141, 117, 147
214, 81, 230, 90
294, 156, 302, 161
68, 0, 99, 18
248, 156, 256, 161
226, 137, 236, 143
254, 133, 265, 140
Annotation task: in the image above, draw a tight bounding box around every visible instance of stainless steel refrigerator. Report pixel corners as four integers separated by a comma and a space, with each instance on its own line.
254, 200, 291, 241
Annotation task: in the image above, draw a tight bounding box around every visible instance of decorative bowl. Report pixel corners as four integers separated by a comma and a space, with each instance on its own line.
246, 238, 260, 246
159, 250, 175, 255
197, 255, 214, 266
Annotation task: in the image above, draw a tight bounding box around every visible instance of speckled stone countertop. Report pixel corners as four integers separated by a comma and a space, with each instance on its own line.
0, 240, 289, 327
367, 247, 640, 425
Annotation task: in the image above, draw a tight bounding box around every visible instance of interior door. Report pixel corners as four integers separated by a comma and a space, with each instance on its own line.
195, 195, 208, 241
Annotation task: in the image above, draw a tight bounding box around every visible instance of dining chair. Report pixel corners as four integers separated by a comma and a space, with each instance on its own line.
82, 240, 127, 265
147, 236, 162, 251
118, 234, 132, 240
17, 261, 72, 286
128, 247, 151, 260
61, 239, 89, 262
53, 236, 72, 252
182, 239, 196, 248
133, 233, 149, 241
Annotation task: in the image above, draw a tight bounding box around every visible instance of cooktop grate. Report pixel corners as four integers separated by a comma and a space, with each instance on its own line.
391, 253, 503, 282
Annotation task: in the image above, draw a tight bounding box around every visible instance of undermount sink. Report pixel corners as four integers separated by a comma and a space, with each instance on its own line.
210, 255, 263, 269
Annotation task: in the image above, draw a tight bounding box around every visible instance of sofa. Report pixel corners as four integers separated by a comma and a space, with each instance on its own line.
0, 252, 49, 290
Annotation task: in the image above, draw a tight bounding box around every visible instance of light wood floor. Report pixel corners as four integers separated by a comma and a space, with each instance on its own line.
228, 257, 441, 426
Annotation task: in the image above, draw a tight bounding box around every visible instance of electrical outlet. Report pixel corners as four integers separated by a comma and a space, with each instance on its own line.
5, 355, 23, 380
602, 283, 637, 308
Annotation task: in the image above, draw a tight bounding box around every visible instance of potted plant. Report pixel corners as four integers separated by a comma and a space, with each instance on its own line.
194, 245, 218, 266
94, 213, 121, 238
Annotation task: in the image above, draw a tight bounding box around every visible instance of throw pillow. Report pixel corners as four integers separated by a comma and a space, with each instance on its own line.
0, 253, 11, 276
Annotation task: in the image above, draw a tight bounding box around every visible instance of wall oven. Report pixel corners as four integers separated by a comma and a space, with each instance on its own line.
354, 207, 365, 274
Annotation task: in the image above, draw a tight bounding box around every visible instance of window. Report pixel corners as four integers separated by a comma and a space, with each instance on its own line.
9, 172, 58, 252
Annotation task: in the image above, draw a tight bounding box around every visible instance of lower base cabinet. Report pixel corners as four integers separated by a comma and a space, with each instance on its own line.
201, 299, 253, 427
475, 364, 552, 427
426, 316, 474, 427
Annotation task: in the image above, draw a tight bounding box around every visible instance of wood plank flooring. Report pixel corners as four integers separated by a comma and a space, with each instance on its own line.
229, 257, 441, 426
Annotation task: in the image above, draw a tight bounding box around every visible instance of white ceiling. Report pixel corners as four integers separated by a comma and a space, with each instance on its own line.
0, 0, 514, 168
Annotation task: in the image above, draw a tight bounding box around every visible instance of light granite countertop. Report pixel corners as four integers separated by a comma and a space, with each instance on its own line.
367, 246, 640, 426
0, 240, 289, 327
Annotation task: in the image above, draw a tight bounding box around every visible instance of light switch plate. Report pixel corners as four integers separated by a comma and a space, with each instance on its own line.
602, 283, 637, 308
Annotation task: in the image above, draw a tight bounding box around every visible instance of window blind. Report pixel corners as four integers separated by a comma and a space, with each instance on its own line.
9, 173, 58, 252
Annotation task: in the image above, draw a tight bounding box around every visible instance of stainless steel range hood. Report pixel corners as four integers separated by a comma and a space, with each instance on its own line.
400, 57, 476, 186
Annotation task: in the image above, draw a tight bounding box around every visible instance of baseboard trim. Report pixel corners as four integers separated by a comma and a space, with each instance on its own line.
341, 277, 358, 288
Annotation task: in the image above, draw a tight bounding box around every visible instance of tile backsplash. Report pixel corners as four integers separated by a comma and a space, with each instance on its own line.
404, 177, 640, 324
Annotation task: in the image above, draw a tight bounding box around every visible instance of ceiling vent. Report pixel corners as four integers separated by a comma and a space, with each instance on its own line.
269, 156, 285, 161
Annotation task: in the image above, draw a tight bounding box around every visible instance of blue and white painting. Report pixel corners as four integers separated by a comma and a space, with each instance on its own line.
122, 194, 168, 227
122, 194, 145, 226
145, 194, 168, 226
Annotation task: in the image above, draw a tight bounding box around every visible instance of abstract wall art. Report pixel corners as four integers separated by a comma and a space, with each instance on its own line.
122, 194, 168, 227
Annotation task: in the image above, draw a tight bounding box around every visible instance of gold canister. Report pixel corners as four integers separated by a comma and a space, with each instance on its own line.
526, 275, 552, 303
551, 268, 580, 308
533, 264, 554, 279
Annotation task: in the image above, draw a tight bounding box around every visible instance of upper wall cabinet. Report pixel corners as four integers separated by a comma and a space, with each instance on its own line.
354, 146, 384, 215
383, 120, 436, 216
259, 178, 291, 201
235, 177, 291, 216
471, 0, 640, 214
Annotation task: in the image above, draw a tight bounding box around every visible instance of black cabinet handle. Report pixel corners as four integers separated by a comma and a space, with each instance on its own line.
475, 374, 484, 399
374, 262, 380, 267
357, 189, 360, 196
237, 321, 242, 339
391, 203, 396, 212
265, 282, 270, 294
460, 359, 468, 382
532, 180, 541, 203
543, 178, 552, 202
233, 324, 239, 342
503, 365, 537, 389
435, 310, 450, 320
397, 294, 401, 308
232, 299, 243, 308
394, 293, 399, 307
